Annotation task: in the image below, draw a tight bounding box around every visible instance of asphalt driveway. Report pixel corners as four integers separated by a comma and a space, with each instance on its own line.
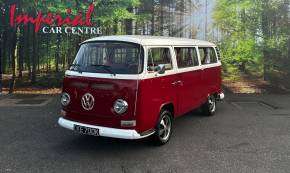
0, 94, 289, 173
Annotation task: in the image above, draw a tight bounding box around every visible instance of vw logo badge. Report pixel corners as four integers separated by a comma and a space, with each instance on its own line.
81, 93, 95, 110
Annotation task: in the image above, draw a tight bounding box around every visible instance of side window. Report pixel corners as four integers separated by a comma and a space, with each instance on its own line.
199, 47, 217, 65
174, 47, 199, 68
147, 48, 172, 72
215, 47, 221, 60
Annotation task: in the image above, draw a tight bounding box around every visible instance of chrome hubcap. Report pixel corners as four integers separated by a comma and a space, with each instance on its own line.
208, 96, 216, 112
158, 115, 171, 141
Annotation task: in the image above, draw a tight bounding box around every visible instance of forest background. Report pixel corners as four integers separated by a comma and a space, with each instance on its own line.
0, 0, 289, 94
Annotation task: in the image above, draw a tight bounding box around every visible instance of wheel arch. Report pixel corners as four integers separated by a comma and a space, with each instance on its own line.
159, 102, 175, 119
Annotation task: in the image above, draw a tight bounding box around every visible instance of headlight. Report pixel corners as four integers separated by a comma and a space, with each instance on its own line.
61, 92, 70, 106
113, 99, 128, 114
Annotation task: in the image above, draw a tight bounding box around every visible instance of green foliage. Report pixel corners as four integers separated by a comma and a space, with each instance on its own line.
214, 0, 290, 86
214, 0, 262, 77
222, 38, 261, 65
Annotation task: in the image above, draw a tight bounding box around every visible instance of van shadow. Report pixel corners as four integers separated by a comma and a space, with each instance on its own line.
173, 108, 209, 129
55, 134, 153, 154
54, 109, 208, 155
54, 132, 160, 157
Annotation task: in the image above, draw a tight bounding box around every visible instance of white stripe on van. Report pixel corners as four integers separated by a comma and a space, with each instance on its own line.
65, 62, 221, 80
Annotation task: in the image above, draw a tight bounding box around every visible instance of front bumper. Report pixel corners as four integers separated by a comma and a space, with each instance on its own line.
58, 117, 153, 139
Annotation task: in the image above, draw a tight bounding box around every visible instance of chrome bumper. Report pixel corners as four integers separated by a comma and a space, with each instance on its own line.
58, 117, 153, 139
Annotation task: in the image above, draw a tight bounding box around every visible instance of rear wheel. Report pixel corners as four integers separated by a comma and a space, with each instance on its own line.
151, 109, 173, 145
202, 95, 216, 116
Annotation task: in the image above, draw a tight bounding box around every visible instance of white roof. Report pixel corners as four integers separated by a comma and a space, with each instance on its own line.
82, 35, 216, 46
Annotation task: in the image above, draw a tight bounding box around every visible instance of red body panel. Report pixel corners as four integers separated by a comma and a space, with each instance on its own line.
176, 69, 203, 116
202, 66, 222, 95
62, 75, 138, 129
135, 66, 221, 133
136, 74, 178, 133
63, 66, 222, 134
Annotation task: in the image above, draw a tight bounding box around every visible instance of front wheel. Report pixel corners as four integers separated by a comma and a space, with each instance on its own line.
151, 110, 173, 145
202, 95, 216, 116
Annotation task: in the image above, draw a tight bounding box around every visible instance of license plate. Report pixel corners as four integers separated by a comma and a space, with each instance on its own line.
73, 125, 99, 136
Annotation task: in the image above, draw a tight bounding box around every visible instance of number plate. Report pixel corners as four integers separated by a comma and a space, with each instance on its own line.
73, 125, 99, 136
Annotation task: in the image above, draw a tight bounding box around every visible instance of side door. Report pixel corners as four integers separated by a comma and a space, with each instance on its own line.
174, 46, 203, 116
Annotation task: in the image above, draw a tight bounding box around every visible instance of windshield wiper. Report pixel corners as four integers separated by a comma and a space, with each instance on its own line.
70, 64, 82, 73
90, 64, 116, 76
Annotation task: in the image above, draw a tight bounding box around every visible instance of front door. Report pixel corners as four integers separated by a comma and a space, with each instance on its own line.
138, 46, 178, 130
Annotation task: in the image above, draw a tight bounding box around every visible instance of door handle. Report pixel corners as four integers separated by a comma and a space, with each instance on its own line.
176, 81, 183, 86
171, 81, 178, 85
171, 81, 183, 86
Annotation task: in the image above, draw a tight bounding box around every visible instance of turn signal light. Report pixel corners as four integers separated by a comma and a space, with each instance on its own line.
121, 120, 136, 127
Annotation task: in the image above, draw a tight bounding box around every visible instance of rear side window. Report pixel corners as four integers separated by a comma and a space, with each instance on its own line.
199, 47, 217, 65
215, 47, 221, 60
147, 48, 172, 72
174, 47, 199, 68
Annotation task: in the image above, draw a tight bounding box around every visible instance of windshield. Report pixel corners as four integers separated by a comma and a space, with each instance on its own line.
71, 42, 144, 74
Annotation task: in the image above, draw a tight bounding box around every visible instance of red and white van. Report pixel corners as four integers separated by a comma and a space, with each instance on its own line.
58, 35, 224, 145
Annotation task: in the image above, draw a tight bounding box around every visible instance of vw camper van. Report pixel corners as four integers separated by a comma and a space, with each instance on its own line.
58, 35, 224, 145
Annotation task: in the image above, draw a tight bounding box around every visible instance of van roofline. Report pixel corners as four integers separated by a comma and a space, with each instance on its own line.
81, 35, 216, 47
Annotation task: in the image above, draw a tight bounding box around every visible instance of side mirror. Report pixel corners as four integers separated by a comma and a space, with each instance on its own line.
156, 64, 166, 74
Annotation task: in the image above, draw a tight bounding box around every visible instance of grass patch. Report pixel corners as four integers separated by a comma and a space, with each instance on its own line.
2, 72, 64, 89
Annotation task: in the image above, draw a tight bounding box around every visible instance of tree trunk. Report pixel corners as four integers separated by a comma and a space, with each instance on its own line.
125, 7, 134, 35
151, 0, 155, 35
205, 0, 208, 40
18, 26, 24, 78
189, 0, 193, 38
67, 36, 72, 66
178, 0, 185, 37
25, 24, 31, 78
160, 0, 164, 36
9, 29, 18, 94
0, 7, 3, 94
55, 34, 61, 73
287, 3, 290, 79
142, 21, 146, 35
31, 29, 37, 84
62, 41, 66, 70
113, 19, 118, 34
261, 1, 270, 81
169, 0, 173, 36
0, 28, 2, 94
37, 34, 40, 73
46, 34, 50, 72
1, 3, 8, 74
2, 28, 7, 74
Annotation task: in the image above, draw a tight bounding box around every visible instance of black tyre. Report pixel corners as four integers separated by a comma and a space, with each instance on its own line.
151, 109, 173, 145
202, 95, 216, 116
